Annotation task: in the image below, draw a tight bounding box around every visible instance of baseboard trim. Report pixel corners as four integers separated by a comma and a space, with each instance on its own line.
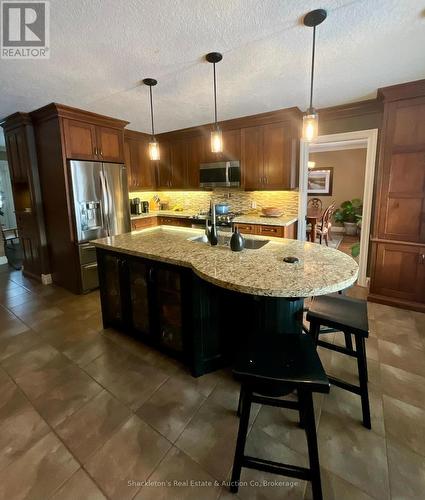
368, 293, 425, 313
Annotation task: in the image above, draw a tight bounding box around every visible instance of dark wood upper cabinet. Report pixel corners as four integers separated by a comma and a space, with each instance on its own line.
263, 122, 292, 189
62, 119, 98, 160
157, 141, 172, 188
377, 151, 425, 242
392, 100, 425, 147
61, 109, 127, 163
63, 120, 124, 162
124, 131, 156, 191
156, 137, 202, 189
96, 126, 124, 163
241, 122, 296, 190
5, 126, 30, 182
242, 126, 263, 190
170, 139, 188, 188
186, 135, 203, 188
376, 97, 425, 243
203, 129, 241, 163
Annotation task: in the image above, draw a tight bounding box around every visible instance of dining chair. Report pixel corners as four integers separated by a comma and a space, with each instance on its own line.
313, 205, 332, 246
326, 202, 336, 241
307, 198, 322, 211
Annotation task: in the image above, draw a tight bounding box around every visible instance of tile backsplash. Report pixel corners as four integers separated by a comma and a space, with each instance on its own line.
129, 189, 299, 216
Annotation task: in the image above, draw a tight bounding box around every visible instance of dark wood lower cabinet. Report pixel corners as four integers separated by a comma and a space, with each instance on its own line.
96, 248, 304, 376
369, 241, 425, 310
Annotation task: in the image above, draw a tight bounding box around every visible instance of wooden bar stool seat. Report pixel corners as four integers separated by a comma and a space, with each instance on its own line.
230, 334, 330, 500
306, 294, 371, 429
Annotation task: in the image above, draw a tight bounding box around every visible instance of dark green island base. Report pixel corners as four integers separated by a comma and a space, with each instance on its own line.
96, 248, 304, 377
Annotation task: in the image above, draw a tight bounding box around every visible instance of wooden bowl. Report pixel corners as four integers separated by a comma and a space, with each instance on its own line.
262, 207, 282, 216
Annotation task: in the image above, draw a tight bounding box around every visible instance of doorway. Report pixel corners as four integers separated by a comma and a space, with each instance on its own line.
298, 129, 378, 288
0, 131, 17, 265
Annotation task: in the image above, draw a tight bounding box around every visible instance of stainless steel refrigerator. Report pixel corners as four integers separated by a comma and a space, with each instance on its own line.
69, 161, 130, 292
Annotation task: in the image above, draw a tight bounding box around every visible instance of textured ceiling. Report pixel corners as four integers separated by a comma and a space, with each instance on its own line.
1, 0, 424, 133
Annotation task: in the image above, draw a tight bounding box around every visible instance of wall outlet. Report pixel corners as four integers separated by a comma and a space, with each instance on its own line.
251, 201, 257, 209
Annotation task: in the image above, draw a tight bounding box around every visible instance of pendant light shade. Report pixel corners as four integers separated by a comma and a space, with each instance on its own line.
303, 109, 319, 142
148, 140, 160, 161
206, 52, 223, 153
143, 78, 160, 161
302, 9, 327, 142
211, 126, 223, 153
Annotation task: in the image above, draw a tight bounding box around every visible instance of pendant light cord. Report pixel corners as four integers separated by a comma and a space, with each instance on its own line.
149, 85, 155, 137
213, 62, 218, 125
309, 26, 316, 110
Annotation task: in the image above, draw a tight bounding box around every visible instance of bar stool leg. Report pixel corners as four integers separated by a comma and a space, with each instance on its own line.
299, 390, 323, 500
231, 387, 252, 493
344, 331, 353, 351
309, 319, 320, 345
298, 388, 305, 429
362, 337, 369, 382
299, 389, 323, 500
236, 386, 245, 417
355, 334, 371, 429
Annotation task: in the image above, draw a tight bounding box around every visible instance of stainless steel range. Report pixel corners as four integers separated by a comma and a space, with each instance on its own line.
189, 211, 242, 230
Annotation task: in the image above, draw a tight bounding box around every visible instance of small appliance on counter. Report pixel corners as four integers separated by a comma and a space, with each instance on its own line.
141, 201, 149, 213
130, 198, 142, 215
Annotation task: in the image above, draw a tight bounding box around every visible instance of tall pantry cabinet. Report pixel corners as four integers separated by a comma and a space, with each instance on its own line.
369, 80, 425, 312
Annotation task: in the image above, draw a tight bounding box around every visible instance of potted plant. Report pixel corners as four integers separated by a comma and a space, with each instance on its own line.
334, 198, 363, 236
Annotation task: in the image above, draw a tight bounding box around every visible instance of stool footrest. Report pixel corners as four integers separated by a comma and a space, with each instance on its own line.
329, 376, 361, 395
251, 395, 299, 410
242, 456, 311, 481
317, 340, 356, 357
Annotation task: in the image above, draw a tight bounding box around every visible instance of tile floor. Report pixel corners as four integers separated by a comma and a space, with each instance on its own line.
0, 264, 424, 500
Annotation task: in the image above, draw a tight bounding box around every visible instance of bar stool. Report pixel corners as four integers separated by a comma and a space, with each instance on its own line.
230, 334, 330, 500
306, 294, 371, 429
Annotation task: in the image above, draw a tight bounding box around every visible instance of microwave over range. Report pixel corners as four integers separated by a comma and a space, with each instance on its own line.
199, 161, 241, 188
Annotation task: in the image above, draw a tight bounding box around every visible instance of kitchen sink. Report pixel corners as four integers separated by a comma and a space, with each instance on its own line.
189, 235, 269, 250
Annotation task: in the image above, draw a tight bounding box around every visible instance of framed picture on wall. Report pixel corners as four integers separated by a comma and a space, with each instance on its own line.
307, 167, 333, 196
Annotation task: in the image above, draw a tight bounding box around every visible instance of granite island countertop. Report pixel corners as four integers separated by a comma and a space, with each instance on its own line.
92, 226, 358, 298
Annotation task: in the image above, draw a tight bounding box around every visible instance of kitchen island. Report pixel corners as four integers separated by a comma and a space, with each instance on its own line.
93, 226, 358, 375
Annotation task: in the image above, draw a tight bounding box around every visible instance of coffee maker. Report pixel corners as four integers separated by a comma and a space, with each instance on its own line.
141, 201, 149, 213
130, 198, 142, 215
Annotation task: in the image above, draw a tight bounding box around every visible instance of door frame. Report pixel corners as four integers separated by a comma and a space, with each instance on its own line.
298, 129, 379, 287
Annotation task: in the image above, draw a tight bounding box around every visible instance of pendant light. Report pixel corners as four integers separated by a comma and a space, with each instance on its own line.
302, 9, 327, 142
143, 78, 160, 160
206, 52, 223, 153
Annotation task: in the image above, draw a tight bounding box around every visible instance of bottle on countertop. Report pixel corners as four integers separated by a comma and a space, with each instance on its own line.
209, 201, 218, 246
230, 226, 245, 252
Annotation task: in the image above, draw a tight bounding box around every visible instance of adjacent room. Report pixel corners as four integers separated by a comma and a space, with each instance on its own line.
0, 2, 424, 499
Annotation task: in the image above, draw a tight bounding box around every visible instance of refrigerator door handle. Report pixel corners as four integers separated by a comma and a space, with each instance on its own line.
99, 170, 110, 235
103, 169, 113, 236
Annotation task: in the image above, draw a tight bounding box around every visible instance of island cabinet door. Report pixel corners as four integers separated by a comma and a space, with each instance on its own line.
127, 259, 152, 337
153, 266, 185, 353
97, 251, 127, 328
